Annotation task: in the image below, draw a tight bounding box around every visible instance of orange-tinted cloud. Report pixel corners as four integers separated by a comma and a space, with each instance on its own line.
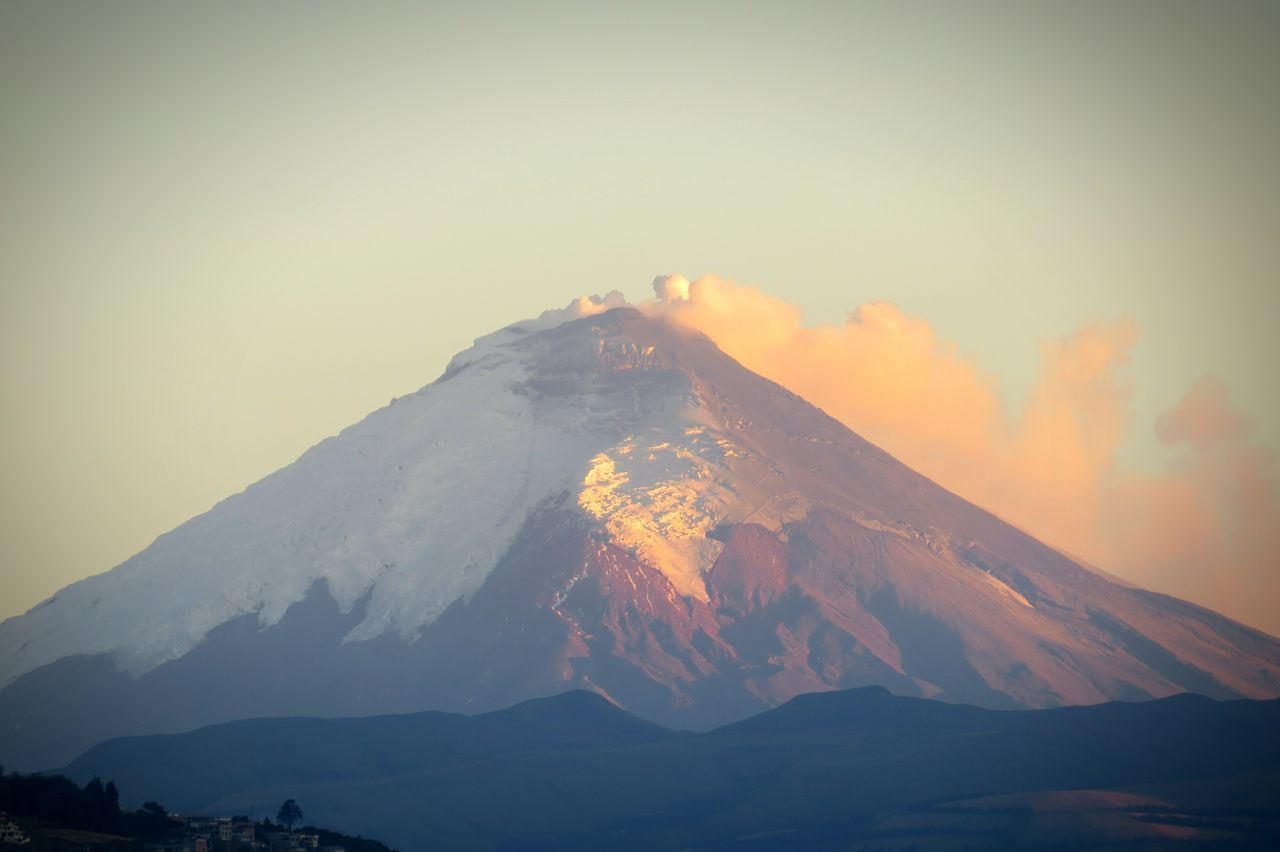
642, 274, 1280, 635
1155, 375, 1249, 451
1114, 379, 1280, 631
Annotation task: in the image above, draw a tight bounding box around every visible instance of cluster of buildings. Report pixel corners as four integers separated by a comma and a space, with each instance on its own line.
142, 816, 343, 852
0, 812, 31, 846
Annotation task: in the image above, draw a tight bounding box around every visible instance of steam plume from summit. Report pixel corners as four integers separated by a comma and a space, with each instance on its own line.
634, 274, 1278, 633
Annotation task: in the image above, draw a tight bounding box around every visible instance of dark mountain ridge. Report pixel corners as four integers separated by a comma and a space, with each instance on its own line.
63, 687, 1280, 851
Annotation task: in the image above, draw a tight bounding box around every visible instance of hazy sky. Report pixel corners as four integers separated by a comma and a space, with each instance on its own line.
2, 2, 1278, 627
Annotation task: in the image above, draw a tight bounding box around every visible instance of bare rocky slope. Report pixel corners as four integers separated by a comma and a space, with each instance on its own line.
2, 306, 1278, 770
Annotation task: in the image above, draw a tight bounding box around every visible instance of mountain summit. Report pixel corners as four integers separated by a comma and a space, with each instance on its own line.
2, 304, 1278, 769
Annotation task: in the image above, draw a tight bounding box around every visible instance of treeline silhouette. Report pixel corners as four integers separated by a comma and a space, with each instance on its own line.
0, 765, 173, 840
1, 767, 395, 851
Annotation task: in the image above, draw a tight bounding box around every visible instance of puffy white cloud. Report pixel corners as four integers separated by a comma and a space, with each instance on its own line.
652, 273, 690, 303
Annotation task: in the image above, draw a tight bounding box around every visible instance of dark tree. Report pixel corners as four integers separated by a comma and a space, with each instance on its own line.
277, 798, 303, 831
0, 770, 121, 833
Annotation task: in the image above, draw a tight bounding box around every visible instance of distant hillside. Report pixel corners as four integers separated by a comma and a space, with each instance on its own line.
62, 688, 1280, 850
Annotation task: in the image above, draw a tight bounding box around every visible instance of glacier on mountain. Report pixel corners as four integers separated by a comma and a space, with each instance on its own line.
0, 292, 758, 686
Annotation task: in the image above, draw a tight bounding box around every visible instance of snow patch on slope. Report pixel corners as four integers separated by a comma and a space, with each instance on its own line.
578, 424, 745, 600
976, 570, 1034, 609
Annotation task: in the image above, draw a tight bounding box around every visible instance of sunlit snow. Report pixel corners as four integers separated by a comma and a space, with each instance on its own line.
0, 296, 761, 686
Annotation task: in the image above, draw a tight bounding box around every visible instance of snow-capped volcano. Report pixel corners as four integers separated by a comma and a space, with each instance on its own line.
2, 299, 1279, 770
0, 295, 769, 684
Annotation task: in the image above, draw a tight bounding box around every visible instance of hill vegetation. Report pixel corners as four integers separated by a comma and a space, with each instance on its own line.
0, 767, 393, 851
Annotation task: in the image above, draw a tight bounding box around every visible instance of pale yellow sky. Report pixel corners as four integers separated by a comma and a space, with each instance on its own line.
1, 1, 1278, 623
